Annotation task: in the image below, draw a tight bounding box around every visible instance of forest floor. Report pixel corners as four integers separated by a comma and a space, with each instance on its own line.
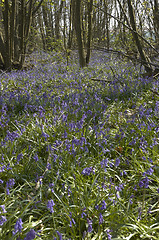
0, 50, 159, 240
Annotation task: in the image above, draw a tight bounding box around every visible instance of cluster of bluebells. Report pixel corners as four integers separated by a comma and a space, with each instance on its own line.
6, 178, 15, 195
0, 50, 158, 239
13, 218, 23, 235
47, 199, 55, 213
0, 205, 7, 226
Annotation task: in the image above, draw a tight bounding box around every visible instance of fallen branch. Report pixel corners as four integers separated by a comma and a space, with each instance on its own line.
91, 78, 112, 82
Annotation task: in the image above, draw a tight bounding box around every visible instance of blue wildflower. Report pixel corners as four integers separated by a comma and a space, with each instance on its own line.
81, 207, 87, 218
24, 229, 36, 240
106, 229, 112, 240
99, 213, 104, 225
56, 230, 62, 240
0, 216, 7, 226
81, 167, 95, 176
13, 218, 23, 235
0, 205, 7, 213
69, 212, 76, 227
115, 158, 120, 167
87, 218, 93, 233
101, 200, 107, 210
47, 199, 55, 213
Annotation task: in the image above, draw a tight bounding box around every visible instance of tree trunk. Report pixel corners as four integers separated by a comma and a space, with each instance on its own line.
74, 0, 86, 68
86, 0, 93, 65
42, 3, 53, 50
67, 0, 74, 50
104, 0, 110, 49
10, 0, 16, 62
127, 0, 153, 74
2, 0, 11, 70
154, 0, 159, 44
19, 0, 25, 67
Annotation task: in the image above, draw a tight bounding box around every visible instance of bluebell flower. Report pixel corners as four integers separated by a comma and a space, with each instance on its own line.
0, 179, 3, 184
0, 216, 7, 226
6, 178, 15, 195
81, 207, 87, 218
129, 195, 134, 204
13, 218, 23, 235
0, 205, 7, 213
33, 154, 39, 162
137, 207, 142, 220
101, 200, 106, 210
56, 230, 62, 240
87, 218, 93, 233
100, 158, 108, 171
47, 199, 55, 213
115, 158, 120, 167
99, 213, 104, 225
24, 229, 36, 240
81, 167, 95, 176
17, 153, 23, 164
139, 176, 150, 188
106, 229, 112, 240
69, 212, 76, 227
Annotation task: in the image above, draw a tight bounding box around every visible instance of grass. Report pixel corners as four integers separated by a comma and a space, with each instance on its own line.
0, 50, 159, 240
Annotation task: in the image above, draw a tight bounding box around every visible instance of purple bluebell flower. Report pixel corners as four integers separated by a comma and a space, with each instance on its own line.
6, 178, 15, 188
0, 179, 3, 184
106, 229, 112, 240
13, 218, 23, 235
137, 207, 142, 220
33, 154, 39, 162
56, 231, 62, 240
87, 218, 93, 233
17, 153, 23, 164
139, 176, 150, 188
99, 213, 104, 225
69, 212, 76, 227
115, 158, 120, 167
101, 200, 106, 210
100, 158, 108, 171
0, 205, 7, 213
47, 199, 55, 213
0, 216, 7, 226
6, 178, 15, 195
24, 229, 36, 240
81, 167, 95, 176
129, 195, 134, 204
81, 207, 87, 218
147, 207, 152, 214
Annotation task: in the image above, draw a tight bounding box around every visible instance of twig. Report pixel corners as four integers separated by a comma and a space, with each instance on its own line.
91, 78, 112, 82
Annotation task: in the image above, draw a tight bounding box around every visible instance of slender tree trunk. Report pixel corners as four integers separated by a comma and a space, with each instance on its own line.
154, 0, 159, 44
127, 0, 153, 74
42, 4, 53, 50
38, 9, 47, 51
67, 0, 74, 50
74, 0, 86, 68
19, 0, 25, 67
10, 0, 16, 62
86, 0, 93, 65
55, 0, 64, 40
0, 33, 6, 67
104, 0, 110, 49
3, 0, 11, 70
